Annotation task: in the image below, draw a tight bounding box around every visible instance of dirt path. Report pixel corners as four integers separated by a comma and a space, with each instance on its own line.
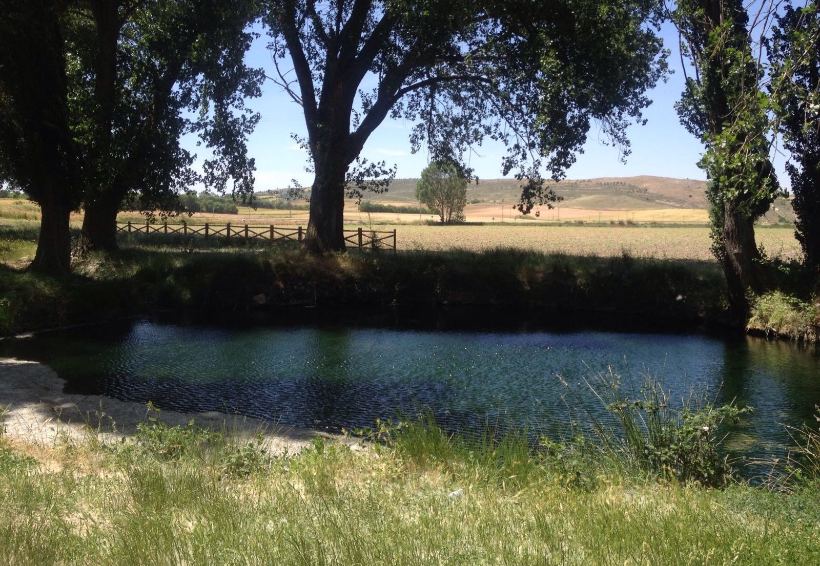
0, 358, 346, 454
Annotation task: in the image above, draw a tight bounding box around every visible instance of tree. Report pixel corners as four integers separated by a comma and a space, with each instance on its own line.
672, 0, 780, 319
0, 0, 81, 275
769, 2, 820, 274
264, 0, 667, 252
416, 161, 467, 223
70, 0, 263, 251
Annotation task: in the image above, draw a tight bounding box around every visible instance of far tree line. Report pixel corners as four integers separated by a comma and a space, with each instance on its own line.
0, 0, 818, 321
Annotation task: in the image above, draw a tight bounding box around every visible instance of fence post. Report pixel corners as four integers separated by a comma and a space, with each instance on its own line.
357, 227, 363, 249
298, 226, 303, 242
371, 230, 376, 249
226, 222, 231, 240
269, 225, 274, 242
393, 229, 396, 251
244, 224, 249, 240
164, 222, 168, 234
145, 219, 149, 234
127, 221, 132, 234
183, 221, 187, 236
205, 223, 209, 238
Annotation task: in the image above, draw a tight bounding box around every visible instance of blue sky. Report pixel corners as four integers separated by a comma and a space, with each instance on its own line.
201, 20, 788, 191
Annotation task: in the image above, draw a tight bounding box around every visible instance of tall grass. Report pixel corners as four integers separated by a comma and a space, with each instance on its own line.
580, 376, 751, 486
0, 403, 817, 564
777, 405, 820, 487
747, 291, 819, 342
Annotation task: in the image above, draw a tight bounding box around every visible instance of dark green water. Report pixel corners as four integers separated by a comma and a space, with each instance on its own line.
1, 320, 818, 462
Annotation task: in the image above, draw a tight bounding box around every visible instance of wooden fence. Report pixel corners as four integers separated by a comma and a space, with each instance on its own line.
116, 220, 397, 250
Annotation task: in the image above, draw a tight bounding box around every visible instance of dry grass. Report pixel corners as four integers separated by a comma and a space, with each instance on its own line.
0, 416, 817, 565
390, 224, 800, 260
0, 198, 802, 263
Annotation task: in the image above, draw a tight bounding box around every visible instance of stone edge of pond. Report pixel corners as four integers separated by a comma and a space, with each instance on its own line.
0, 358, 361, 455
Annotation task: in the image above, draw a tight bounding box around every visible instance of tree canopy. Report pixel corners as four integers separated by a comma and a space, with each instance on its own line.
69, 0, 264, 250
416, 161, 468, 223
0, 0, 265, 271
672, 0, 780, 317
0, 0, 80, 274
264, 0, 667, 251
770, 1, 820, 272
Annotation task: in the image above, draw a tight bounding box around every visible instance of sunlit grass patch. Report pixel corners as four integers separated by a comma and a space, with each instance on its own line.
748, 291, 819, 342
0, 410, 817, 564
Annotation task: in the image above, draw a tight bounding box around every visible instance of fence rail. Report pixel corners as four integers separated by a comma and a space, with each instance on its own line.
116, 220, 396, 251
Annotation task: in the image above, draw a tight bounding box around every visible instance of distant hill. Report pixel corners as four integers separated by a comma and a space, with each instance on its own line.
368, 175, 711, 208
258, 175, 794, 222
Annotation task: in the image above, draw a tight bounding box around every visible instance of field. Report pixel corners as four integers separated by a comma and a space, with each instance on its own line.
0, 197, 802, 264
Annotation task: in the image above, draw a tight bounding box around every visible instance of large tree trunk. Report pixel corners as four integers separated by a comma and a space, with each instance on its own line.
305, 156, 347, 253
795, 164, 820, 274
30, 189, 72, 276
720, 202, 762, 321
80, 196, 120, 252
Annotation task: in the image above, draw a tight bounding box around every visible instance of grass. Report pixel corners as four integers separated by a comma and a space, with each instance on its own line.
747, 291, 819, 342
0, 403, 817, 564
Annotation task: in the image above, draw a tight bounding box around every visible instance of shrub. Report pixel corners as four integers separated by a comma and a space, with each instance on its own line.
358, 201, 431, 214
221, 436, 271, 478
591, 377, 751, 487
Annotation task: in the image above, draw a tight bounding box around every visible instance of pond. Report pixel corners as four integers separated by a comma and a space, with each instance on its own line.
2, 319, 818, 467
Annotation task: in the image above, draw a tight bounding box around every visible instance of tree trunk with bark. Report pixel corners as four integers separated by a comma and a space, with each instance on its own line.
80, 193, 121, 251
720, 202, 763, 321
305, 154, 348, 253
30, 188, 72, 276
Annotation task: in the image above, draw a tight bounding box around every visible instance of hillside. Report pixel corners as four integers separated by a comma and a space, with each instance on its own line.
361, 175, 710, 208
257, 175, 794, 223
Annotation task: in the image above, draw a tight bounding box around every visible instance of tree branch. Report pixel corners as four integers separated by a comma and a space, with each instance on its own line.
338, 0, 373, 63
305, 0, 329, 47
394, 74, 494, 100
278, 3, 318, 136
266, 54, 303, 106
348, 13, 394, 82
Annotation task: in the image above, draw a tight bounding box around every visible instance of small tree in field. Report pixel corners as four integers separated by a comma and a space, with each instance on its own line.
416, 162, 467, 224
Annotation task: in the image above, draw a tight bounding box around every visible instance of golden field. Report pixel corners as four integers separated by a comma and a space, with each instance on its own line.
0, 197, 801, 262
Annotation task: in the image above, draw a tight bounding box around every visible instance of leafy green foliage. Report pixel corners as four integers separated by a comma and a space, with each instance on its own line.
672, 0, 780, 314
769, 3, 820, 271
264, 0, 667, 249
415, 162, 467, 223
602, 381, 750, 487
70, 0, 263, 207
134, 416, 223, 461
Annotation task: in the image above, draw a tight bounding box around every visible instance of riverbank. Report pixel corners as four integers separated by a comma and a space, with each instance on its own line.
1, 245, 729, 335
0, 359, 817, 564
0, 358, 334, 452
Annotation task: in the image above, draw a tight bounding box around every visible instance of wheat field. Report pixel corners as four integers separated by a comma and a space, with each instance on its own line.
0, 198, 802, 262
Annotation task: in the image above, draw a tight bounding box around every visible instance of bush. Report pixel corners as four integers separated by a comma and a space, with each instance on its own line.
592, 377, 751, 486
358, 201, 431, 214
